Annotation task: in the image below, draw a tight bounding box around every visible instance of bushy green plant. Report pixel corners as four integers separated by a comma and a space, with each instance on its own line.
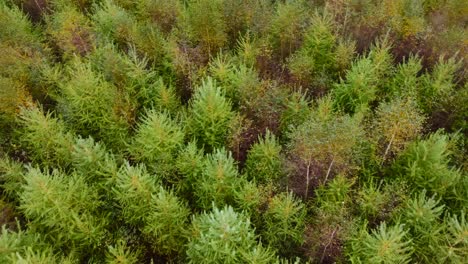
263, 191, 306, 255
279, 91, 310, 138
391, 132, 461, 197
135, 0, 181, 34
194, 148, 241, 209
397, 190, 445, 262
187, 205, 275, 263
420, 56, 461, 113
333, 39, 393, 113
174, 140, 205, 194
129, 110, 184, 176
92, 0, 136, 47
348, 222, 413, 264
57, 59, 131, 150
288, 11, 348, 89
70, 136, 118, 186
387, 55, 422, 98
269, 0, 308, 59
433, 212, 468, 263
142, 186, 190, 255
105, 240, 140, 264
19, 167, 107, 250
187, 77, 234, 151
0, 156, 25, 201
244, 130, 283, 184
45, 8, 95, 58
18, 106, 74, 168
113, 163, 159, 226
287, 97, 365, 198
373, 97, 425, 162
184, 0, 227, 55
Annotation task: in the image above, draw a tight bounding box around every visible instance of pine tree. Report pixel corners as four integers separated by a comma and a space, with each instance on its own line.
348, 222, 413, 264
263, 192, 306, 256
188, 77, 234, 151
129, 110, 184, 177
57, 58, 131, 150
187, 205, 275, 263
194, 148, 241, 210
244, 130, 283, 184
19, 168, 107, 250
392, 132, 461, 197
18, 106, 74, 168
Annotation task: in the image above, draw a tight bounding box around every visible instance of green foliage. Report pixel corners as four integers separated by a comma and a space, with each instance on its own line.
387, 56, 422, 97
333, 39, 393, 113
287, 97, 365, 198
244, 130, 283, 184
434, 212, 468, 263
187, 205, 275, 263
279, 91, 310, 138
19, 168, 107, 250
269, 0, 308, 58
45, 8, 95, 57
18, 107, 74, 168
0, 155, 25, 201
0, 0, 466, 262
392, 132, 461, 197
188, 77, 234, 151
373, 97, 425, 162
175, 140, 205, 194
397, 190, 445, 262
57, 59, 131, 150
263, 192, 306, 255
348, 222, 413, 264
105, 240, 140, 264
420, 56, 461, 112
195, 148, 241, 210
288, 12, 351, 88
142, 187, 190, 255
184, 0, 227, 54
129, 110, 184, 176
113, 163, 159, 226
92, 0, 136, 46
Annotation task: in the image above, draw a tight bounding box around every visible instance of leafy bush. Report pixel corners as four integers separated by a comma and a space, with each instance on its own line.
187, 77, 234, 151
187, 205, 274, 263
0, 1, 466, 262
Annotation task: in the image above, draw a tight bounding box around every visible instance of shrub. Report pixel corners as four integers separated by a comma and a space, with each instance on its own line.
45, 8, 95, 58
105, 240, 140, 264
19, 168, 107, 250
174, 140, 205, 195
263, 192, 306, 256
397, 190, 445, 262
433, 212, 468, 263
142, 187, 190, 255
287, 97, 365, 198
18, 106, 74, 168
194, 148, 241, 210
333, 39, 393, 113
269, 0, 308, 59
57, 59, 131, 150
113, 163, 160, 226
244, 130, 283, 184
187, 205, 275, 263
184, 0, 228, 55
129, 110, 184, 177
373, 97, 425, 163
92, 0, 136, 47
348, 222, 413, 264
187, 77, 234, 151
0, 156, 25, 201
391, 132, 461, 197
